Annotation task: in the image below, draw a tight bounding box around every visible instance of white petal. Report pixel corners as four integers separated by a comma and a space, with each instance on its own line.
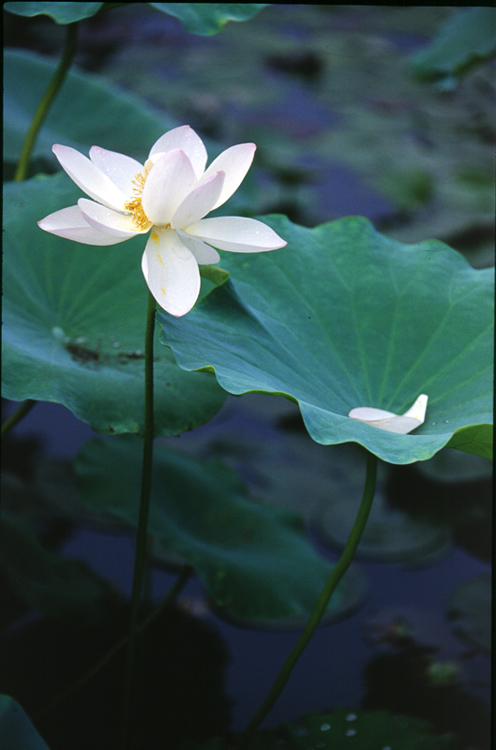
38, 206, 130, 246
349, 407, 397, 421
89, 146, 144, 194
141, 149, 196, 227
141, 228, 201, 316
171, 171, 225, 229
402, 394, 428, 421
201, 143, 256, 210
186, 216, 288, 252
52, 144, 127, 211
348, 394, 428, 435
78, 198, 141, 237
176, 231, 221, 264
149, 125, 207, 180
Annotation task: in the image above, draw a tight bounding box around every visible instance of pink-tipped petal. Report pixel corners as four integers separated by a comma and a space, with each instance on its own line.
171, 171, 225, 229
78, 199, 141, 237
38, 206, 130, 246
52, 144, 127, 211
141, 150, 196, 227
141, 228, 201, 316
176, 231, 221, 264
89, 146, 144, 194
201, 143, 256, 210
186, 216, 287, 252
149, 125, 207, 180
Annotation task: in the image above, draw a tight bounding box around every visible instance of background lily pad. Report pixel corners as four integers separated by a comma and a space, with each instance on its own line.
0, 695, 51, 750
411, 7, 496, 84
149, 4, 268, 36
158, 215, 493, 464
3, 1, 104, 24
2, 175, 226, 436
4, 2, 268, 34
3, 48, 175, 171
75, 434, 359, 623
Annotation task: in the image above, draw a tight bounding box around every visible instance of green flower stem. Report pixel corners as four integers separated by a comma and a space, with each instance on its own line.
122, 290, 157, 750
1, 399, 37, 436
14, 22, 78, 183
239, 451, 378, 747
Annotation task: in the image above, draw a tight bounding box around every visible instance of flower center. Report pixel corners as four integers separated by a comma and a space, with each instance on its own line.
124, 162, 152, 230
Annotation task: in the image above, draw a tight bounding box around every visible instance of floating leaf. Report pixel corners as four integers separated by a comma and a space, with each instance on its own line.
0, 695, 51, 750
75, 435, 359, 623
2, 175, 226, 436
149, 3, 268, 36
158, 215, 493, 464
4, 1, 103, 24
412, 8, 496, 83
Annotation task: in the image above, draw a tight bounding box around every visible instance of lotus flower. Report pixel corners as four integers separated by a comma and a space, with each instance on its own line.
39, 126, 286, 316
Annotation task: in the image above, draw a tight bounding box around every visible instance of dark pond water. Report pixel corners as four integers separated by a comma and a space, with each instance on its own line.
1, 394, 491, 749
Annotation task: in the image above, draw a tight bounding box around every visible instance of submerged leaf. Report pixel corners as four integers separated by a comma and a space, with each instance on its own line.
75, 435, 361, 623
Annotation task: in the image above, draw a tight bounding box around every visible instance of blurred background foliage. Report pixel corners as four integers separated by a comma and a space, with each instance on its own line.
4, 4, 495, 268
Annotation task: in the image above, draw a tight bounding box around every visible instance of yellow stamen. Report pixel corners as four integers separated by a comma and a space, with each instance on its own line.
124, 170, 152, 231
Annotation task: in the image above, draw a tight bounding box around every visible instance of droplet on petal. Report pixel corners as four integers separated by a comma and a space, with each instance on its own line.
348, 394, 428, 434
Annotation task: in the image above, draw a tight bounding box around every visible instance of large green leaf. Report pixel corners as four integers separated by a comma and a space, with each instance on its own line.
149, 4, 268, 35
412, 7, 496, 83
3, 49, 176, 167
2, 175, 226, 436
75, 435, 358, 623
0, 696, 51, 750
158, 216, 493, 464
4, 2, 267, 33
3, 1, 104, 24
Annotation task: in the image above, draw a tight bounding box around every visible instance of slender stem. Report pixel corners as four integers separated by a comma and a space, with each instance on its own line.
1, 399, 37, 436
122, 290, 157, 749
14, 22, 78, 182
239, 451, 378, 747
